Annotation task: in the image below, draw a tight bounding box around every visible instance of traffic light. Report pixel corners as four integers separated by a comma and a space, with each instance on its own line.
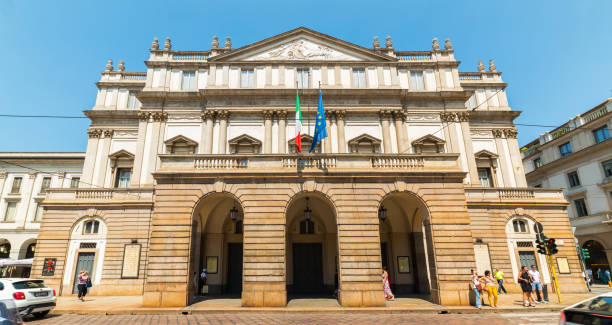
581, 248, 590, 260
547, 238, 558, 255
536, 238, 547, 255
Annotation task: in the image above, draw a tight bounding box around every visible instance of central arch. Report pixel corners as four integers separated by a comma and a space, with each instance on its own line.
378, 191, 435, 298
189, 192, 244, 303
285, 191, 338, 298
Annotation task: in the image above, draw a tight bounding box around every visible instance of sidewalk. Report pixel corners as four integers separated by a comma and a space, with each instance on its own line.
51, 289, 610, 315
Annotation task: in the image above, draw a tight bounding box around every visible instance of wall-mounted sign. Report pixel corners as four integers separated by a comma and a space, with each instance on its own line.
121, 244, 141, 279
397, 256, 410, 273
206, 256, 218, 274
42, 258, 56, 276
556, 257, 571, 274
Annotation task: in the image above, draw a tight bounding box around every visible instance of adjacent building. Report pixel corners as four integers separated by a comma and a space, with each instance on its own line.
522, 98, 612, 280
0, 153, 84, 276
31, 27, 585, 308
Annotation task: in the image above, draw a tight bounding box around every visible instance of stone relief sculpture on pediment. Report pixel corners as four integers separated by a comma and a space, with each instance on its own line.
243, 38, 362, 61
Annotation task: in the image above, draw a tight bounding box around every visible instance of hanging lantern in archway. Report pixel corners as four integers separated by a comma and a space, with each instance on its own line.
304, 197, 312, 220
229, 204, 238, 221
378, 205, 387, 221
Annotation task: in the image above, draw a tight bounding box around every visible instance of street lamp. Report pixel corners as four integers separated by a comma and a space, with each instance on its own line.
378, 205, 387, 221
304, 197, 312, 220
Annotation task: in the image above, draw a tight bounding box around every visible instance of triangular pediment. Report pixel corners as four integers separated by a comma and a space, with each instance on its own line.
164, 135, 198, 146
228, 134, 262, 145
211, 27, 394, 62
348, 133, 381, 145
288, 134, 314, 145
411, 134, 445, 146
109, 149, 134, 160
475, 149, 498, 159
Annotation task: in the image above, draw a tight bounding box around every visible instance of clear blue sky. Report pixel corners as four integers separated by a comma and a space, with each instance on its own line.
1, 0, 610, 151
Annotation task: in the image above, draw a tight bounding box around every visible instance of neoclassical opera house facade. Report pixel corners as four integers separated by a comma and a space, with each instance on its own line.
33, 28, 586, 307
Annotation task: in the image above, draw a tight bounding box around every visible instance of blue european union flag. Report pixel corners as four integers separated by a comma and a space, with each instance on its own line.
309, 91, 328, 153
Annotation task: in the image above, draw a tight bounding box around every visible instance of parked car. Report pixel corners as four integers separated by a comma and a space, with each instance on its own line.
0, 279, 55, 318
560, 291, 612, 325
0, 299, 23, 324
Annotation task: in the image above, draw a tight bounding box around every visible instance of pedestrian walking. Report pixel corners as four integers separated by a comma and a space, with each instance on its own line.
200, 268, 207, 295
529, 265, 547, 303
483, 270, 498, 308
77, 270, 90, 302
494, 267, 507, 294
382, 268, 394, 301
471, 269, 482, 309
604, 269, 611, 286
586, 268, 593, 285
518, 266, 535, 307
597, 268, 604, 284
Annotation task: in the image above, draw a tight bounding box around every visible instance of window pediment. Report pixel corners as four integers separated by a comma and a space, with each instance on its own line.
229, 134, 262, 154
109, 149, 135, 160
475, 150, 499, 169
288, 134, 320, 153
411, 134, 445, 153
165, 135, 198, 154
348, 134, 381, 153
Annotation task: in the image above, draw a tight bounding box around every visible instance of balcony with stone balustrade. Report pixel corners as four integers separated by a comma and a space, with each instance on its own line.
464, 187, 567, 206
42, 187, 155, 207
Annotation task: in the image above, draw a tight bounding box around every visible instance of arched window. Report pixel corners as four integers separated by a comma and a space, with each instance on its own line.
235, 220, 243, 234
83, 220, 100, 235
513, 219, 527, 233
25, 243, 36, 259
299, 220, 315, 234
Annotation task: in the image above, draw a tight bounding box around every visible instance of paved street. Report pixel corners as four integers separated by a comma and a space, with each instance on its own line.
26, 312, 560, 325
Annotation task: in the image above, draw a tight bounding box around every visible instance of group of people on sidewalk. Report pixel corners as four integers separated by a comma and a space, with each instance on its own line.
471, 264, 548, 309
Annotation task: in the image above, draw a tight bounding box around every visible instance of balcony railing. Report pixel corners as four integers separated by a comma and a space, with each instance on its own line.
44, 188, 154, 205
396, 52, 433, 62
465, 187, 566, 203
158, 153, 459, 174
459, 72, 482, 80
121, 72, 147, 81
170, 51, 210, 61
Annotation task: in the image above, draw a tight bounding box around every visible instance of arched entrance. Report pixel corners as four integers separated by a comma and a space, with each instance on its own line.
286, 193, 338, 297
190, 193, 244, 302
583, 240, 610, 284
378, 192, 433, 296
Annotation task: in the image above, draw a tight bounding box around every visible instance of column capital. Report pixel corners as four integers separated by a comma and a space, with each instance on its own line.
263, 110, 274, 120
87, 129, 102, 138
392, 110, 406, 122
0, 171, 7, 179
216, 110, 230, 120
504, 128, 518, 139
335, 110, 346, 120
379, 110, 393, 119
57, 171, 66, 179
492, 129, 505, 138
276, 110, 288, 119
324, 111, 333, 119
103, 130, 114, 138
201, 110, 215, 120
138, 111, 151, 121
457, 112, 470, 122
439, 112, 457, 122
152, 112, 168, 122
28, 171, 37, 179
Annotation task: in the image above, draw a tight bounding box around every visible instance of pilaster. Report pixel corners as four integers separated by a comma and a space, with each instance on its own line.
81, 129, 102, 187
263, 110, 273, 154
217, 111, 230, 154
277, 111, 287, 153
493, 129, 514, 187
504, 129, 527, 187
458, 113, 479, 185
0, 171, 7, 199
131, 112, 150, 186
94, 130, 113, 187
335, 111, 346, 153
380, 110, 392, 153
393, 111, 406, 153
201, 111, 215, 154
324, 111, 332, 153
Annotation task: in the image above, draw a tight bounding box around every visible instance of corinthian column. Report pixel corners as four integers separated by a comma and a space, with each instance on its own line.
380, 110, 392, 153
131, 112, 150, 186
200, 111, 215, 154
264, 110, 273, 154
393, 111, 407, 153
82, 129, 102, 187
217, 111, 230, 154
336, 110, 346, 153
277, 111, 287, 153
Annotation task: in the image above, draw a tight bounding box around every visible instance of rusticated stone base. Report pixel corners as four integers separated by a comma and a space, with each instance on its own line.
339, 282, 385, 307
142, 283, 188, 307
241, 282, 286, 307
435, 282, 471, 306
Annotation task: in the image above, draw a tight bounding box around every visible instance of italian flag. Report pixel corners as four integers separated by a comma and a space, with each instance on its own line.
294, 90, 302, 153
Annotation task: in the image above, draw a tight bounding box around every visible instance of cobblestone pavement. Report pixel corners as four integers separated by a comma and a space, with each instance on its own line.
25, 312, 560, 325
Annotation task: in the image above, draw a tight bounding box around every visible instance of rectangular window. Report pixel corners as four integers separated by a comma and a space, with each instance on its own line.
603, 160, 612, 177
574, 198, 588, 217
10, 177, 22, 194
410, 71, 424, 90
352, 69, 366, 88
567, 171, 581, 187
533, 158, 542, 169
40, 177, 51, 193
240, 69, 254, 88
4, 202, 16, 222
297, 69, 309, 88
34, 203, 43, 222
115, 168, 131, 188
181, 72, 196, 90
559, 142, 572, 157
477, 167, 493, 187
127, 92, 140, 109
593, 126, 610, 144
70, 177, 80, 189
